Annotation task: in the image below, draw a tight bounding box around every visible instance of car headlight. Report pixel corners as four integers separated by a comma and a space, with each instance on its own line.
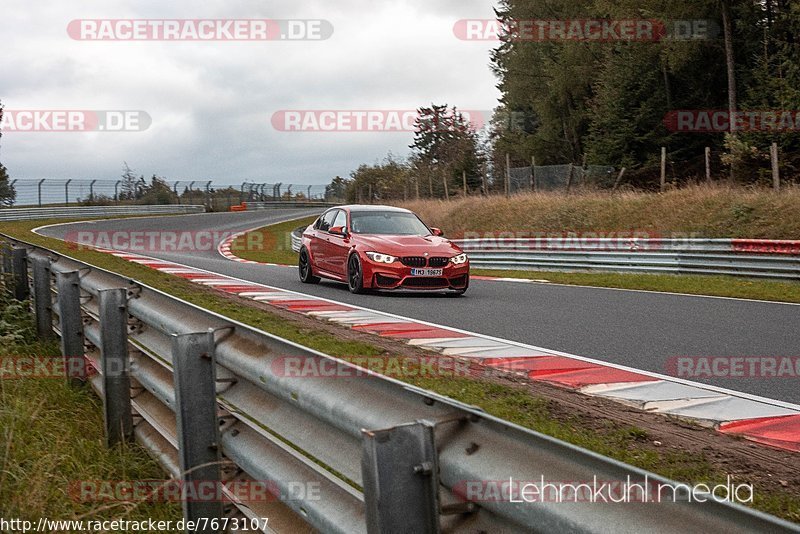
365, 251, 397, 264
450, 253, 468, 265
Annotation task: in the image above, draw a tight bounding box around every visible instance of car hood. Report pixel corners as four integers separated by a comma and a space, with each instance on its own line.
354, 234, 462, 256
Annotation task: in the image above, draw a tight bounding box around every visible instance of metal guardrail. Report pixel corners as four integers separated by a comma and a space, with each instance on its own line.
244, 201, 337, 210
0, 205, 206, 222
290, 231, 800, 280
1, 235, 797, 533
290, 226, 305, 253
453, 238, 800, 280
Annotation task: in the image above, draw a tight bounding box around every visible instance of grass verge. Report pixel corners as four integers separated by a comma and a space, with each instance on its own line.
230, 216, 316, 266
1, 218, 797, 522
398, 183, 800, 239
0, 289, 181, 525
472, 269, 800, 303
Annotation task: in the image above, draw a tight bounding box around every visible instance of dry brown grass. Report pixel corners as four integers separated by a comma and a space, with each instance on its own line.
398, 184, 800, 239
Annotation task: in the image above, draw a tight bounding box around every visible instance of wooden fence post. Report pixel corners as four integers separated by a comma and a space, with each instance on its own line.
771, 143, 780, 191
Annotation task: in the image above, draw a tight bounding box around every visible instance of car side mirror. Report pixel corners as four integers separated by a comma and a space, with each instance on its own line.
329, 226, 348, 237
430, 227, 444, 237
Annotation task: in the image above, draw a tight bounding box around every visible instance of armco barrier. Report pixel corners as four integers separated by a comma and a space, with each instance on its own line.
1, 236, 798, 533
0, 204, 205, 222
451, 237, 800, 281
243, 201, 337, 210
290, 232, 800, 280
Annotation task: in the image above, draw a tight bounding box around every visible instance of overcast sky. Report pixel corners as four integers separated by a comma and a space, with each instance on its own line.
0, 1, 501, 187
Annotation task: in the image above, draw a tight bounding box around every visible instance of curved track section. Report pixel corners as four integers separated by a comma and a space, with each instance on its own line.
38, 210, 800, 405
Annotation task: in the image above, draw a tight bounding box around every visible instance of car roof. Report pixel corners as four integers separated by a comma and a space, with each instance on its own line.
336, 204, 412, 213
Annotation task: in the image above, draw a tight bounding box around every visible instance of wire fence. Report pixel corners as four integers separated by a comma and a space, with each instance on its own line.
509, 164, 617, 193
3, 179, 330, 211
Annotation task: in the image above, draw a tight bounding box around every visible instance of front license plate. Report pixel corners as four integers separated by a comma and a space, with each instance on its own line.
410, 268, 443, 276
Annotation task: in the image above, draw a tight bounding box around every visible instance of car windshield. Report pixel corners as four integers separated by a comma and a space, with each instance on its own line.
350, 211, 431, 236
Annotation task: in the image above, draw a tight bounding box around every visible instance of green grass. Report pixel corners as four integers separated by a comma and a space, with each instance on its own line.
1, 218, 797, 523
473, 269, 800, 303
231, 216, 317, 265
0, 291, 181, 525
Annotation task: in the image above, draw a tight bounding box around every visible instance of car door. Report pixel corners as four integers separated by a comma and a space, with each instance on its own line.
326, 209, 350, 276
310, 209, 337, 272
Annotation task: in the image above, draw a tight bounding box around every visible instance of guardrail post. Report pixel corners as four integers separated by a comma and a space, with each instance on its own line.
1, 243, 12, 282
172, 331, 223, 530
31, 256, 54, 339
361, 421, 440, 533
11, 247, 29, 301
56, 271, 86, 386
99, 288, 133, 446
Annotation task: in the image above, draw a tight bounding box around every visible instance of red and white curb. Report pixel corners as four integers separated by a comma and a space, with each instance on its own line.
84, 245, 800, 454
218, 230, 285, 266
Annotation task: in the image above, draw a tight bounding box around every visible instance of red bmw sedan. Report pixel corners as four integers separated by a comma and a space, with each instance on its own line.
298, 205, 469, 295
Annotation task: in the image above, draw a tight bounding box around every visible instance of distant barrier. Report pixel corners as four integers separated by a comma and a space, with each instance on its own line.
0, 204, 205, 222
288, 229, 800, 280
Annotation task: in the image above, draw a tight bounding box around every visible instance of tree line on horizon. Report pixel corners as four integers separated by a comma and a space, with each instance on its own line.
331, 0, 800, 202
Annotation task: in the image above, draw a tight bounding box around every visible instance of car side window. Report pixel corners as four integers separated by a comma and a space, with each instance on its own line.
318, 210, 337, 232
332, 210, 347, 230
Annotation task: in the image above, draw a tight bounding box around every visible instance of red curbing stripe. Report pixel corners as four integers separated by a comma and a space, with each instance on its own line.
719, 414, 800, 452
351, 322, 424, 333
219, 285, 269, 294
491, 355, 599, 376
531, 366, 658, 388
380, 328, 471, 339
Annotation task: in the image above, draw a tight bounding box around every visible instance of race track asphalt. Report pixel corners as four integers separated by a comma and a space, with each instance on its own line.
37, 209, 800, 404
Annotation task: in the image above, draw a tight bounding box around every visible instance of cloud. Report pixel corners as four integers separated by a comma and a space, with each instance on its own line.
0, 0, 500, 186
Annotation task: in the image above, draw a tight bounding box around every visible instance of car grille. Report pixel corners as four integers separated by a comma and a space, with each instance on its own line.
401, 256, 427, 267
402, 277, 448, 288
428, 257, 449, 267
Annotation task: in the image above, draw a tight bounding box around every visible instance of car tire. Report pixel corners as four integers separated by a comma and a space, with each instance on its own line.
298, 247, 320, 284
347, 253, 366, 294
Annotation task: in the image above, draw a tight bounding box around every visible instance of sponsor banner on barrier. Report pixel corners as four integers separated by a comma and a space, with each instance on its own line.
666, 356, 800, 379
